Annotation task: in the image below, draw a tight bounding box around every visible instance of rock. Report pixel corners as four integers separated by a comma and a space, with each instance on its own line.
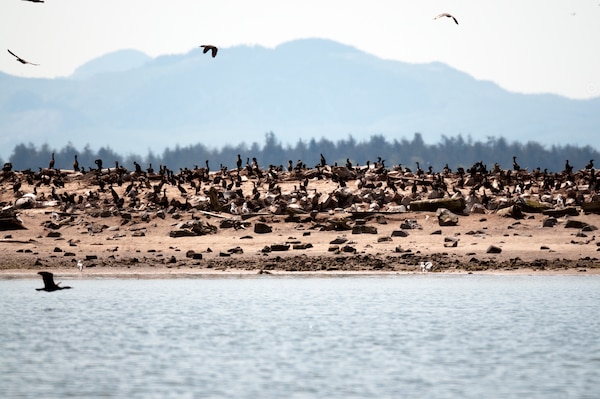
486, 245, 502, 254
565, 220, 591, 229
444, 237, 458, 247
342, 245, 357, 253
47, 231, 61, 238
228, 246, 244, 254
293, 243, 313, 250
330, 237, 348, 244
543, 217, 558, 228
430, 229, 442, 235
410, 197, 466, 213
437, 208, 459, 226
352, 225, 378, 234
254, 222, 273, 234
391, 230, 408, 237
496, 205, 523, 219
167, 256, 177, 263
270, 244, 290, 251
168, 230, 197, 238
53, 247, 63, 252
400, 219, 421, 229
132, 230, 145, 237
377, 236, 393, 243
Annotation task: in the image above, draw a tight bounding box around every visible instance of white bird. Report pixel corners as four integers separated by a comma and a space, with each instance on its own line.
77, 259, 84, 271
420, 261, 434, 272
241, 202, 250, 214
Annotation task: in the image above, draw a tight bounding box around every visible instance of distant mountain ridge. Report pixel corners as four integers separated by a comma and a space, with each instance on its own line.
0, 38, 598, 159
70, 49, 152, 80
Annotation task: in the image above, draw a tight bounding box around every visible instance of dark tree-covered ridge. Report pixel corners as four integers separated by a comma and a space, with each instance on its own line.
4, 132, 598, 174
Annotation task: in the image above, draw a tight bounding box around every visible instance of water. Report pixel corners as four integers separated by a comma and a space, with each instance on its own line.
1, 275, 599, 399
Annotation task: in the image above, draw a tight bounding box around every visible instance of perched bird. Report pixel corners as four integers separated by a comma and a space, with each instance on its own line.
200, 45, 218, 58
36, 271, 72, 292
434, 13, 459, 25
8, 49, 39, 65
77, 260, 84, 271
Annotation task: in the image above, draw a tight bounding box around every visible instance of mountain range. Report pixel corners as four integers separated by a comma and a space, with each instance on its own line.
1, 38, 598, 159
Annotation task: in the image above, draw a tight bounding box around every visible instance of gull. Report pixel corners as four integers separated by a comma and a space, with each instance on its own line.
7, 49, 39, 65
200, 45, 218, 58
434, 13, 459, 25
36, 272, 72, 292
77, 259, 84, 271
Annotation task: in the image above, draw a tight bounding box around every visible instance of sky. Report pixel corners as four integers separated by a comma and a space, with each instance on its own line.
1, 0, 599, 99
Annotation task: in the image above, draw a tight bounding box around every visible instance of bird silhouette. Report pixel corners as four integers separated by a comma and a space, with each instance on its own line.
22, 0, 45, 3
434, 13, 459, 25
200, 45, 218, 58
36, 271, 72, 292
8, 49, 39, 65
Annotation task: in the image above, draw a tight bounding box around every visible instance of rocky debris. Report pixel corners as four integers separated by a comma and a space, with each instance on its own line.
437, 208, 459, 226
169, 220, 217, 237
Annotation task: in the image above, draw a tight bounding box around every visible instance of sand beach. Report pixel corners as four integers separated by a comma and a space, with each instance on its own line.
1, 162, 599, 278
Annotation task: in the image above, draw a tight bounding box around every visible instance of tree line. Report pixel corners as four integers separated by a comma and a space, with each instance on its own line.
3, 132, 598, 174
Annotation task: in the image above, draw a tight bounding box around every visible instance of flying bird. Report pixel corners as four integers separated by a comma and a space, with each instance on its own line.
200, 45, 218, 58
22, 0, 45, 3
36, 271, 72, 292
7, 49, 39, 65
434, 13, 459, 25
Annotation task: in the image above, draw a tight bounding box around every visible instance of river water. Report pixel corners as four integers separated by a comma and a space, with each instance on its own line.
1, 274, 599, 399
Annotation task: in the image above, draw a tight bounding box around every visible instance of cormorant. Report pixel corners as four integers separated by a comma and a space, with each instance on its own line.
36, 272, 72, 292
8, 49, 39, 65
200, 45, 218, 58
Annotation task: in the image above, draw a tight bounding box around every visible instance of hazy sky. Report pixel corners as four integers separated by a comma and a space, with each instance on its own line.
1, 0, 599, 99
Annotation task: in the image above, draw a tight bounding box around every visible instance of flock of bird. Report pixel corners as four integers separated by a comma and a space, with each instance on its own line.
2, 151, 592, 292
8, 2, 460, 67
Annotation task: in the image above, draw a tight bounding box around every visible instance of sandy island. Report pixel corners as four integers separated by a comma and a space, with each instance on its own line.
1, 161, 599, 279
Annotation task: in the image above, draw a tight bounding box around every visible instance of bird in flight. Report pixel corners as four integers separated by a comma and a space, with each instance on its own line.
7, 49, 39, 65
22, 0, 45, 3
200, 45, 218, 58
36, 271, 72, 292
434, 13, 459, 25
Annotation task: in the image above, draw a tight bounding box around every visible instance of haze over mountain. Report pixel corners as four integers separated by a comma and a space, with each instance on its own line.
1, 38, 598, 159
